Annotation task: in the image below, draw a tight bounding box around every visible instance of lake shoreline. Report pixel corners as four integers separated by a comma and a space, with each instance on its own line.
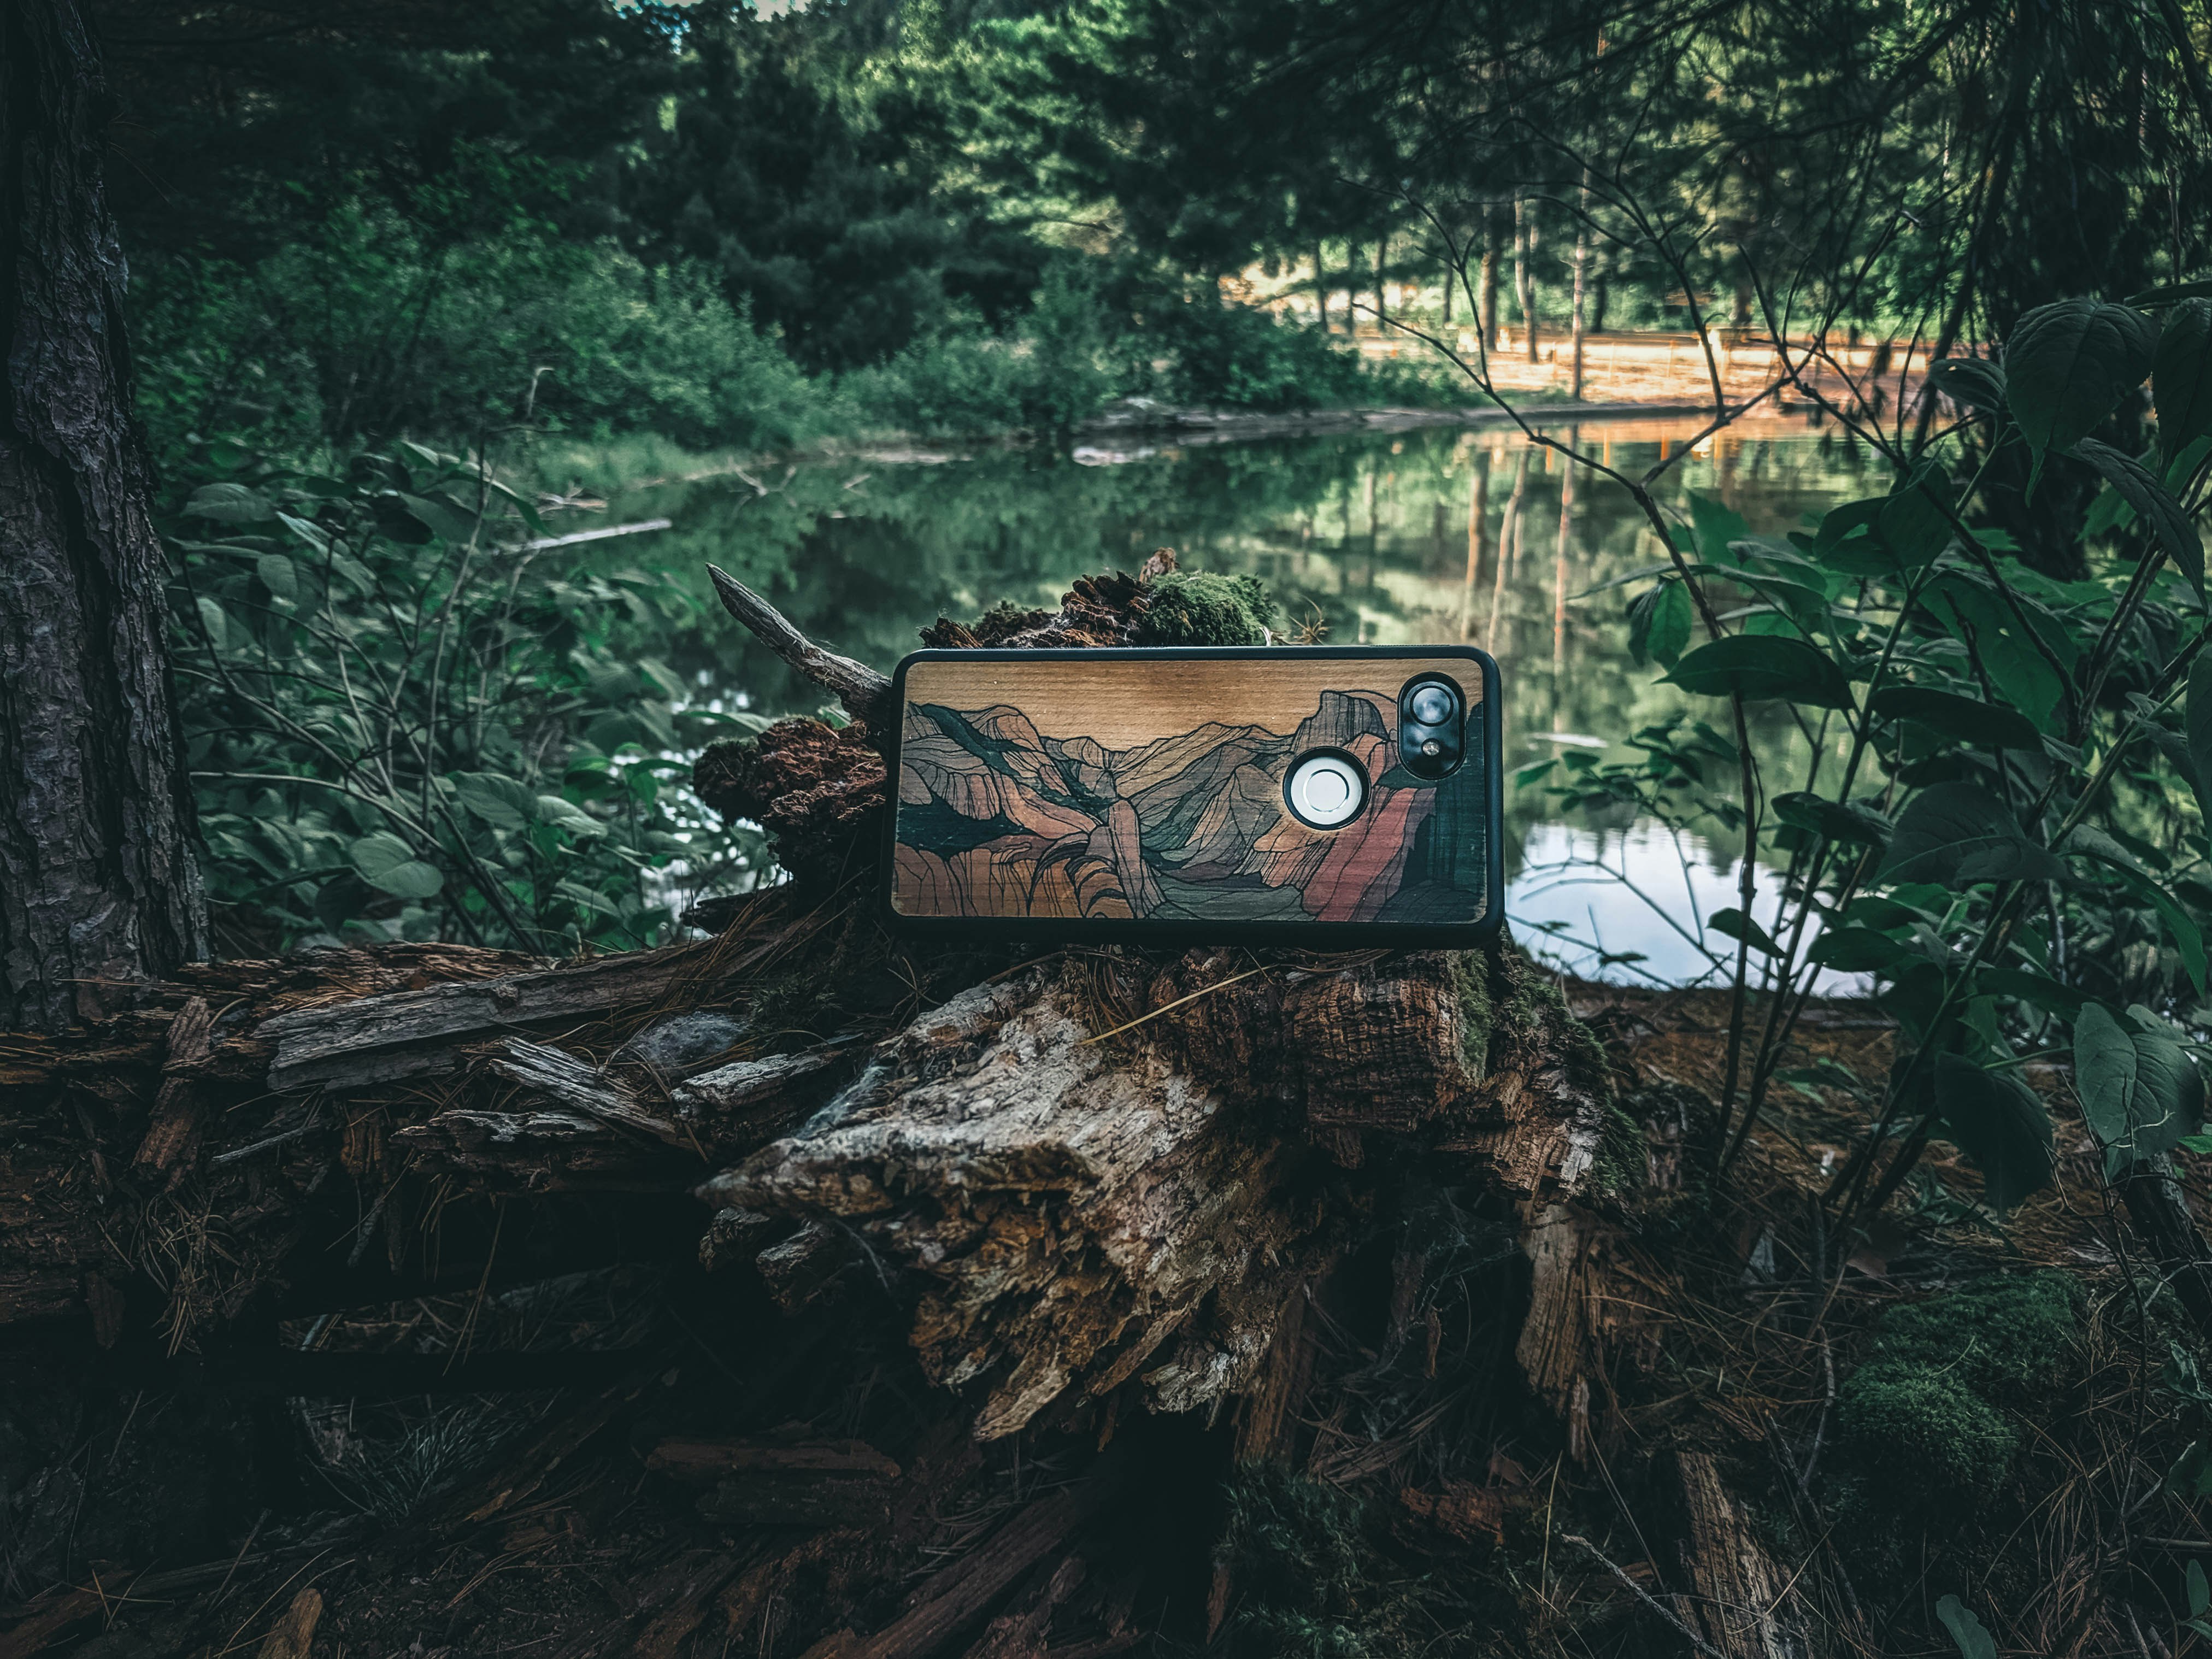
597, 395, 1776, 490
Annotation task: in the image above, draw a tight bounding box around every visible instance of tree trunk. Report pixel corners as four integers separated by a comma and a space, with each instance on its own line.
1480, 211, 1500, 350
1569, 171, 1591, 399
1514, 194, 1539, 362
1315, 240, 1328, 330
1, 0, 204, 1032
1458, 451, 1488, 642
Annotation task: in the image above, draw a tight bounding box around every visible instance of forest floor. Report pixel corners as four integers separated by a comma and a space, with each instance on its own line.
3, 952, 2174, 1659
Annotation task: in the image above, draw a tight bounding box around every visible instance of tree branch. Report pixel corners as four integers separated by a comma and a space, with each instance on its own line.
706, 564, 895, 730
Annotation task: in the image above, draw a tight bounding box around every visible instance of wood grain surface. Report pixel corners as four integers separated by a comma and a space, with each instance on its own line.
890, 653, 1491, 927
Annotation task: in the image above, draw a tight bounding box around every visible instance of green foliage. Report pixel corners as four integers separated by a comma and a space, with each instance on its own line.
1928, 1054, 2055, 1209
1148, 298, 1415, 411
1879, 785, 2069, 890
170, 442, 772, 952
2155, 301, 2212, 468
133, 195, 827, 461
1135, 572, 1278, 645
1523, 289, 2212, 1210
1662, 635, 1855, 709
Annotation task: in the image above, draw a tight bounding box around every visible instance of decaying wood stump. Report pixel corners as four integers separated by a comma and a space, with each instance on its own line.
0, 556, 1779, 1659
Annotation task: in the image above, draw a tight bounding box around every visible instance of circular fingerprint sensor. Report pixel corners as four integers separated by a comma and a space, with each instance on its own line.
1285, 750, 1368, 829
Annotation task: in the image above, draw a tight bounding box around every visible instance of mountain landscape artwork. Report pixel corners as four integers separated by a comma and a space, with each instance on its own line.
889, 656, 1490, 926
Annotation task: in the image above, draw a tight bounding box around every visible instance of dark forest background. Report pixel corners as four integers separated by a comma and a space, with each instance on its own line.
85, 0, 2212, 956
102, 0, 2212, 476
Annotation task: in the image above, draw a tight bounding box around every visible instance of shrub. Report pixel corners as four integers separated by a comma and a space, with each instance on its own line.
168, 441, 772, 954
131, 202, 827, 466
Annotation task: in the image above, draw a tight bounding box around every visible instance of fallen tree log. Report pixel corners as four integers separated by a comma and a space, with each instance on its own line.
0, 555, 1710, 1659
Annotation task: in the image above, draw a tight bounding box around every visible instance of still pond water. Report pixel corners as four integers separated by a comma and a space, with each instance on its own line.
596, 411, 1889, 985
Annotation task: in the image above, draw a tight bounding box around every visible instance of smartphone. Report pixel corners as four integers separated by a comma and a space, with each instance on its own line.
880, 646, 1502, 945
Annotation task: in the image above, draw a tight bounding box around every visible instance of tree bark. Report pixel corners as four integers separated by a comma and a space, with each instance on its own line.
1, 0, 204, 1032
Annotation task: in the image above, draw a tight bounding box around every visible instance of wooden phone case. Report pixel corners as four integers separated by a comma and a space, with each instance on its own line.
881, 646, 1502, 944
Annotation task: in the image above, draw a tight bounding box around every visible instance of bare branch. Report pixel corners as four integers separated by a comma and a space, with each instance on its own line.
706, 564, 894, 730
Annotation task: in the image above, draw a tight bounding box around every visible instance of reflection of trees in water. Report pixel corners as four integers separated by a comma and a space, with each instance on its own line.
587, 422, 1881, 870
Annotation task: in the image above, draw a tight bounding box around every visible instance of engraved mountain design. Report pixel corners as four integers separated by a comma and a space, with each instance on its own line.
891, 687, 1487, 925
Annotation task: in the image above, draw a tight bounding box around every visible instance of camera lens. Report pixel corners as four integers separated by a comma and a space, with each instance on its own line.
1408, 683, 1457, 728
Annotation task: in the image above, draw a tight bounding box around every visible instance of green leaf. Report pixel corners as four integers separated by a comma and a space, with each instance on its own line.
1932, 1052, 2056, 1210
1920, 575, 2071, 729
1708, 908, 1781, 956
1935, 1595, 1998, 1659
534, 795, 607, 838
350, 831, 444, 899
2191, 655, 2212, 844
370, 493, 436, 545
2074, 439, 2204, 597
2190, 1558, 2208, 1620
1627, 580, 1693, 668
2074, 1002, 2205, 1165
1689, 494, 1750, 564
1814, 496, 1884, 552
1928, 357, 2008, 415
2004, 298, 2158, 478
1867, 686, 2044, 750
1662, 636, 1854, 709
2167, 1439, 2212, 1500
2128, 281, 2212, 308
2146, 878, 2210, 991
195, 595, 231, 652
1879, 783, 2067, 889
1844, 893, 1940, 930
255, 553, 298, 603
1772, 791, 1892, 846
1808, 926, 1916, 972
274, 510, 331, 555
1876, 469, 1958, 569
1978, 968, 2088, 1020
2155, 299, 2212, 469
184, 481, 275, 523
452, 772, 536, 833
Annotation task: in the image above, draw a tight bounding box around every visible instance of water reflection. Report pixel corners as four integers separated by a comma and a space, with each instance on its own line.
1507, 818, 1864, 992
589, 410, 1888, 983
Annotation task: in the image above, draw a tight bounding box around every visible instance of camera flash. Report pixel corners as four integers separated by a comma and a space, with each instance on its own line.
1421, 739, 1442, 756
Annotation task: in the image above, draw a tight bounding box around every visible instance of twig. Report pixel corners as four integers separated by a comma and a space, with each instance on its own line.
505, 518, 670, 554
1079, 966, 1272, 1045
208, 1119, 323, 1167
344, 1179, 399, 1269
1558, 1533, 1728, 1659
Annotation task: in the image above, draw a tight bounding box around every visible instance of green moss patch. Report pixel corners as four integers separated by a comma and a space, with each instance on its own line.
1834, 1366, 2021, 1494
1134, 572, 1276, 646
1861, 1269, 2080, 1403
1829, 1270, 2082, 1537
